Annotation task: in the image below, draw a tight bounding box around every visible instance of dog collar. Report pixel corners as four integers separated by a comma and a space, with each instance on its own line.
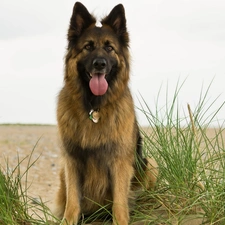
89, 109, 100, 123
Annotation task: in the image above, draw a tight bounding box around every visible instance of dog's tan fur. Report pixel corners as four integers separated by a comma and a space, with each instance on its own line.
54, 2, 158, 225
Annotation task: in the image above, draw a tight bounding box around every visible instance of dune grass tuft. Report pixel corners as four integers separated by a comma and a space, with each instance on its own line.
0, 144, 59, 225
134, 80, 225, 224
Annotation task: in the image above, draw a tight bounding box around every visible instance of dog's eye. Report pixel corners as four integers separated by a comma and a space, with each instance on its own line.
105, 46, 113, 52
84, 44, 93, 51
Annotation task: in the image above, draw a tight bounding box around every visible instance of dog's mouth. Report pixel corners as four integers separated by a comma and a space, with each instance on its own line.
89, 72, 108, 96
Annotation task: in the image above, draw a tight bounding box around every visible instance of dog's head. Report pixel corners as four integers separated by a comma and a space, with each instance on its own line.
64, 2, 130, 109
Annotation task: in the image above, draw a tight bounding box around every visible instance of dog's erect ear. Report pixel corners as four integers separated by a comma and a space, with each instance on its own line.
68, 2, 96, 44
101, 4, 129, 46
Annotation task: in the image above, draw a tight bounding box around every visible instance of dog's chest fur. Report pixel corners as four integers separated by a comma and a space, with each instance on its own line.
77, 147, 113, 214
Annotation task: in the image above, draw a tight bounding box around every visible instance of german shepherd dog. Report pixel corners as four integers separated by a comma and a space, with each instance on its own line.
55, 2, 158, 225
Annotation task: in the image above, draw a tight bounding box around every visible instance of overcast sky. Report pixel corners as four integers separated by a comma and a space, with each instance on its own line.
0, 0, 225, 126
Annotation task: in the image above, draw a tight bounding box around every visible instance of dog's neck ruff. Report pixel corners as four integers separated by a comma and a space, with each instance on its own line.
89, 109, 100, 123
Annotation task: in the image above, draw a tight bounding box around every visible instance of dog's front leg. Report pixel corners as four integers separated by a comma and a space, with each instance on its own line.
111, 159, 134, 225
63, 159, 81, 225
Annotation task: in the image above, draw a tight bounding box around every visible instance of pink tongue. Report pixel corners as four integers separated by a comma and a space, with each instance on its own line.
89, 74, 108, 96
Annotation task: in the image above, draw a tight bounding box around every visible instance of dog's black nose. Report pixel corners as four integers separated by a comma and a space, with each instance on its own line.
93, 58, 106, 70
